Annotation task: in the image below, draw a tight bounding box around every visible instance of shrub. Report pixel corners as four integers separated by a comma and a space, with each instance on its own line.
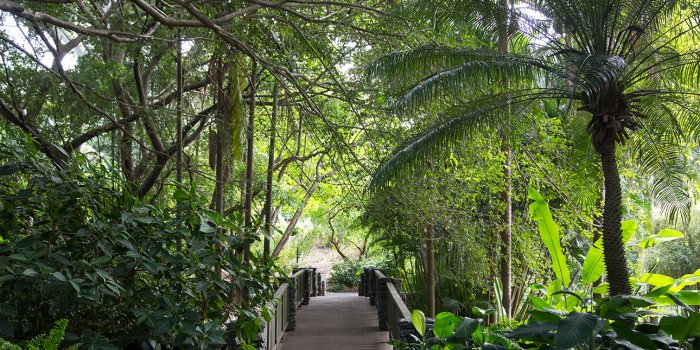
327, 259, 363, 291
0, 319, 79, 350
0, 139, 276, 349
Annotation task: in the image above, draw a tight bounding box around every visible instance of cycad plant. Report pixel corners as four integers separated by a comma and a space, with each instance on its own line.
369, 0, 699, 296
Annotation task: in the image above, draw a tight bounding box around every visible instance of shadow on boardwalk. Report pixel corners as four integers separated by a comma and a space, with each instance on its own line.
278, 292, 393, 350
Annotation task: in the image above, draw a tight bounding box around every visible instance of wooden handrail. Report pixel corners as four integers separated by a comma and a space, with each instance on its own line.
261, 267, 325, 350
362, 266, 420, 347
387, 282, 411, 320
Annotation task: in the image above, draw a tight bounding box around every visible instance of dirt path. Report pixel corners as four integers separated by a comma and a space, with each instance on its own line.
298, 246, 351, 280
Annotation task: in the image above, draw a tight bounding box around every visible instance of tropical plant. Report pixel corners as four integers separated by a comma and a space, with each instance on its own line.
368, 0, 700, 296
391, 309, 518, 350
510, 292, 700, 349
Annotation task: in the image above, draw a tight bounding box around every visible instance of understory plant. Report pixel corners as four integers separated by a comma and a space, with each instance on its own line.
510, 293, 700, 349
513, 189, 700, 349
0, 319, 79, 350
391, 310, 519, 350
327, 259, 364, 292
0, 139, 277, 349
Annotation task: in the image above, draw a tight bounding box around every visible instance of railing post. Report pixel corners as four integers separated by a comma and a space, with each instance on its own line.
369, 268, 377, 305
377, 275, 388, 330
358, 268, 363, 296
359, 267, 366, 296
316, 272, 321, 296
287, 280, 297, 331
304, 268, 312, 305
311, 268, 318, 297
360, 268, 364, 296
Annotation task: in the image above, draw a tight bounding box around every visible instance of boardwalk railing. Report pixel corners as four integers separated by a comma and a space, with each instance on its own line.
360, 267, 421, 347
262, 267, 325, 350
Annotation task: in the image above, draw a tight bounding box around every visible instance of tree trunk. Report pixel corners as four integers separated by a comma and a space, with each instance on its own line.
242, 59, 256, 263
426, 221, 436, 318
596, 130, 632, 296
500, 141, 512, 318
497, 0, 512, 319
272, 179, 321, 258
175, 28, 184, 184
263, 83, 278, 261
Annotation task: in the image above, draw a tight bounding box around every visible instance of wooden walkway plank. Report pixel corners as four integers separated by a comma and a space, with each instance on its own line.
278, 292, 393, 350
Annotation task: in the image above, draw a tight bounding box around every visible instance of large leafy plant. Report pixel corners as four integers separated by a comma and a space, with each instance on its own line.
513, 189, 700, 349
391, 310, 518, 350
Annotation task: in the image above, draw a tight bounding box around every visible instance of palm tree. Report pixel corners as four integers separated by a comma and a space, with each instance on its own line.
369, 0, 697, 296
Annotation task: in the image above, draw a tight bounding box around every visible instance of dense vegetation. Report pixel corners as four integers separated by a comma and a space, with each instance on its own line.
0, 0, 699, 349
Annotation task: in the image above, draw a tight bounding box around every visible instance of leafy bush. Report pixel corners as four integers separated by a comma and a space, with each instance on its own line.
1, 319, 79, 350
0, 139, 276, 349
327, 259, 363, 291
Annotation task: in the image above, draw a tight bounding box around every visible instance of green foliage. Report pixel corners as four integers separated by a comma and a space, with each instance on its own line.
0, 319, 78, 350
528, 189, 570, 288
327, 259, 363, 292
392, 309, 518, 350
0, 139, 276, 349
510, 292, 700, 349
412, 310, 426, 337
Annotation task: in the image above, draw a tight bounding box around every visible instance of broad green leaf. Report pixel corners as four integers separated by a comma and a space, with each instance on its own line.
471, 323, 485, 346
639, 273, 675, 287
669, 269, 700, 292
433, 312, 460, 338
621, 220, 637, 244
528, 189, 570, 287
446, 317, 479, 344
637, 228, 683, 249
198, 215, 217, 233
592, 283, 609, 295
411, 309, 426, 337
611, 321, 657, 350
646, 290, 700, 306
52, 271, 66, 282
527, 295, 551, 309
659, 313, 700, 342
581, 238, 604, 286
554, 312, 599, 348
510, 322, 558, 339
528, 309, 563, 323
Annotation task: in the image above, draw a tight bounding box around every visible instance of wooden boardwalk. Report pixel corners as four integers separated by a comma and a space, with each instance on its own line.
278, 292, 393, 350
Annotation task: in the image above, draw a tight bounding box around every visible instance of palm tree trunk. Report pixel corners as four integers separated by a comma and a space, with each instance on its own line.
597, 131, 632, 296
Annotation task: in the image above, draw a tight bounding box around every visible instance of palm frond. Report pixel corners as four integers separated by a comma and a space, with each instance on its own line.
367, 46, 553, 111
369, 90, 562, 191
397, 54, 551, 110
629, 97, 692, 223
564, 112, 603, 210
393, 0, 517, 43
